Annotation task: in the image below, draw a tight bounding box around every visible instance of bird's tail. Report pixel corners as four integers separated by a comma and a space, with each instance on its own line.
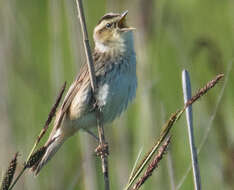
32, 129, 66, 176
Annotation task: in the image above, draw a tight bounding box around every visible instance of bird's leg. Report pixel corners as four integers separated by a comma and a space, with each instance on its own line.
82, 128, 108, 156
82, 128, 99, 141
89, 99, 109, 156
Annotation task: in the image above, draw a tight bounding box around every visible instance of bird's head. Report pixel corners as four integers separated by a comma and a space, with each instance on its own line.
93, 11, 135, 53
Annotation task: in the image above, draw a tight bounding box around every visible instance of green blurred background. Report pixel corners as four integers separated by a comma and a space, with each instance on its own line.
0, 0, 234, 189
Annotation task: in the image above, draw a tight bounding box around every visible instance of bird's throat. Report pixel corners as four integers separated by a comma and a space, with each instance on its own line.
95, 33, 134, 55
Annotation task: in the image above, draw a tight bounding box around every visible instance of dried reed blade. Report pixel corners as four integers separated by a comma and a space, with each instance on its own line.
26, 82, 66, 162
36, 81, 66, 144
5, 82, 67, 190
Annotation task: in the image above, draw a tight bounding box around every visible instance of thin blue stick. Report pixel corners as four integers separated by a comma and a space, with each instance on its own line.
182, 70, 201, 190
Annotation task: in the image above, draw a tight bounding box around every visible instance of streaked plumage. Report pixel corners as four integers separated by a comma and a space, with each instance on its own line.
32, 11, 137, 175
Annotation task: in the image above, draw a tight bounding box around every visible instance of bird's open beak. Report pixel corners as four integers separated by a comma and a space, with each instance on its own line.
120, 10, 128, 21
118, 10, 136, 32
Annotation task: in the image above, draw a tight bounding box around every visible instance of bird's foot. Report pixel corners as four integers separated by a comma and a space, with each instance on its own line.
95, 143, 109, 157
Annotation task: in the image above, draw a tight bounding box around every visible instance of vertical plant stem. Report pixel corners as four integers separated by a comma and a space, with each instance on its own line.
97, 115, 110, 190
75, 1, 110, 190
182, 70, 201, 190
75, 0, 96, 91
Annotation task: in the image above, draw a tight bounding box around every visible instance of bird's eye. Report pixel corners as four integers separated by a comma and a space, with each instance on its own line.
106, 23, 112, 28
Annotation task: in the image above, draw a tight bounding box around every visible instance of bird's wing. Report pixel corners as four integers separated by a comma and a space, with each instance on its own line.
52, 64, 89, 131
53, 51, 109, 130
61, 64, 89, 113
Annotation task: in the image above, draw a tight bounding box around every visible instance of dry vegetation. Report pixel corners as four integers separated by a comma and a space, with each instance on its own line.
0, 0, 233, 189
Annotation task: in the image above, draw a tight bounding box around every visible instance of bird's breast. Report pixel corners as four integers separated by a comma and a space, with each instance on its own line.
96, 54, 137, 123
69, 51, 137, 129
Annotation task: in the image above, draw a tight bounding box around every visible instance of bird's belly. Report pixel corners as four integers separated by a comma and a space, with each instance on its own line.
97, 71, 137, 124
72, 71, 136, 129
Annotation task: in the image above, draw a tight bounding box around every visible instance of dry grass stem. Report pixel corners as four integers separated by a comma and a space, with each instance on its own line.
127, 112, 178, 187
8, 139, 57, 190
0, 153, 18, 190
75, 0, 109, 189
132, 136, 171, 190
26, 82, 66, 162
36, 82, 66, 144
177, 64, 230, 189
185, 73, 224, 108
8, 147, 46, 190
6, 83, 66, 190
75, 0, 96, 91
125, 73, 224, 190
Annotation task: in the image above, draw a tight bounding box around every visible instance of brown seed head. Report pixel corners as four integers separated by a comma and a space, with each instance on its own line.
25, 147, 47, 169
1, 153, 18, 190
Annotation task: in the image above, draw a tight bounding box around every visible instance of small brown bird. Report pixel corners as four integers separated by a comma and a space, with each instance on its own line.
32, 11, 137, 175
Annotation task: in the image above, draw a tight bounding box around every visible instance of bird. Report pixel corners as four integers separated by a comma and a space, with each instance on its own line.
32, 10, 137, 175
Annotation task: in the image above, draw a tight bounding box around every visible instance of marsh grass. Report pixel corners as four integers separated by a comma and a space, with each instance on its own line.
124, 73, 224, 190
0, 0, 232, 189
